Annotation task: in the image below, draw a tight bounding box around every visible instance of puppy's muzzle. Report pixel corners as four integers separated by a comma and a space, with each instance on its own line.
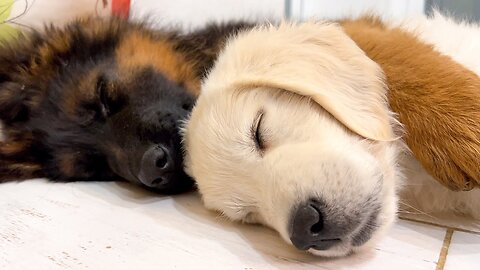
289, 199, 379, 251
137, 145, 194, 193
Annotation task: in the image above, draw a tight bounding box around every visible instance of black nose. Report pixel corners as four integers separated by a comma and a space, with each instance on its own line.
138, 145, 175, 189
289, 199, 342, 251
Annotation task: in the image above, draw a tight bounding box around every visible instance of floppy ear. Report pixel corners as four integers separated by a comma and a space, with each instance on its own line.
0, 44, 39, 125
204, 22, 395, 141
0, 34, 42, 125
0, 69, 43, 181
0, 90, 45, 181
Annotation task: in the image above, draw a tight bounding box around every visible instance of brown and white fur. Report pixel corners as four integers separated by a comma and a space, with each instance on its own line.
183, 12, 480, 257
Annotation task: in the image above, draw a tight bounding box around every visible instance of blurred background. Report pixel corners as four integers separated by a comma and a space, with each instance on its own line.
1, 0, 479, 39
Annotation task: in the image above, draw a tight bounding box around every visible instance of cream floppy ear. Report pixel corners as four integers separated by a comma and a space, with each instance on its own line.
203, 21, 395, 141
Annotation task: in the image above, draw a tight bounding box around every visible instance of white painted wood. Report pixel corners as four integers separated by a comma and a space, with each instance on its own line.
7, 0, 285, 31
288, 0, 426, 20
0, 180, 447, 270
7, 0, 426, 32
130, 0, 285, 29
445, 231, 480, 270
8, 0, 111, 29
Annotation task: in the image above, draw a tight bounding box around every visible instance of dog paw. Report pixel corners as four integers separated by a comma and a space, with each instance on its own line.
403, 119, 480, 191
384, 40, 480, 192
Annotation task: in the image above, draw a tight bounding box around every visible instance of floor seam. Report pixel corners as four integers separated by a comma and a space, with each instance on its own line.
399, 216, 480, 235
435, 228, 454, 270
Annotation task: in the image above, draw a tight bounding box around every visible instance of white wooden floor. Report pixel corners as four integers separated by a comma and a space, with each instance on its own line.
1, 180, 478, 270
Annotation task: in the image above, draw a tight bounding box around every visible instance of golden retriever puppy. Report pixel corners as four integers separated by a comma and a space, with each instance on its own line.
182, 13, 480, 257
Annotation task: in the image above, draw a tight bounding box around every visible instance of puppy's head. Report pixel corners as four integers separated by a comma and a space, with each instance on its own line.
184, 22, 401, 256
0, 17, 196, 193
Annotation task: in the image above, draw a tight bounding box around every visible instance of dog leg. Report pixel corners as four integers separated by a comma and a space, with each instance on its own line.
343, 19, 480, 191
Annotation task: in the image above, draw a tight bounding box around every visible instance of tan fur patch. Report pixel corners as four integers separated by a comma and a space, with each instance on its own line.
0, 131, 33, 155
0, 160, 42, 182
342, 18, 480, 190
62, 70, 98, 117
116, 32, 200, 95
0, 141, 29, 155
57, 151, 79, 178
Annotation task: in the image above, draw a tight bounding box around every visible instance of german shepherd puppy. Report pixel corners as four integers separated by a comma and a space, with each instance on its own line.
0, 16, 251, 193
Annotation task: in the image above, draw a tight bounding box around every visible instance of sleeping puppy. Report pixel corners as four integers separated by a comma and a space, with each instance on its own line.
0, 16, 250, 193
183, 13, 480, 256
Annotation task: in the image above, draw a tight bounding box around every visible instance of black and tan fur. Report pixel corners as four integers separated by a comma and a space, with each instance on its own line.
0, 16, 251, 193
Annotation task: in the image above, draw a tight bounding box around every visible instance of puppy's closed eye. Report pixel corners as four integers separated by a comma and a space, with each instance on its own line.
252, 110, 265, 151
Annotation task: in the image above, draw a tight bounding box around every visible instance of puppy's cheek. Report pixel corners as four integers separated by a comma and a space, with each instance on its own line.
352, 192, 397, 252
350, 216, 392, 255
376, 166, 399, 235
256, 176, 295, 243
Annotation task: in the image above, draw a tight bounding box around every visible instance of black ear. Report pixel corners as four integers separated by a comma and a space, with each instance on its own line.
0, 81, 34, 125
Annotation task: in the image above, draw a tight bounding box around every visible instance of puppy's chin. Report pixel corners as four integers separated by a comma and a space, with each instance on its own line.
309, 244, 353, 257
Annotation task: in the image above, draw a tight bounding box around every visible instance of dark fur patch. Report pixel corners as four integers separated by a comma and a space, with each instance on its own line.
174, 21, 255, 80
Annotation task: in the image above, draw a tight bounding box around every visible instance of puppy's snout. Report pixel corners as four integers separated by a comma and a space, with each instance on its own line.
289, 198, 380, 251
138, 145, 175, 188
289, 199, 342, 251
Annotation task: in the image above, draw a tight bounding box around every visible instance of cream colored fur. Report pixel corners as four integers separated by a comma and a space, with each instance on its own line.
200, 22, 396, 141
184, 21, 401, 257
